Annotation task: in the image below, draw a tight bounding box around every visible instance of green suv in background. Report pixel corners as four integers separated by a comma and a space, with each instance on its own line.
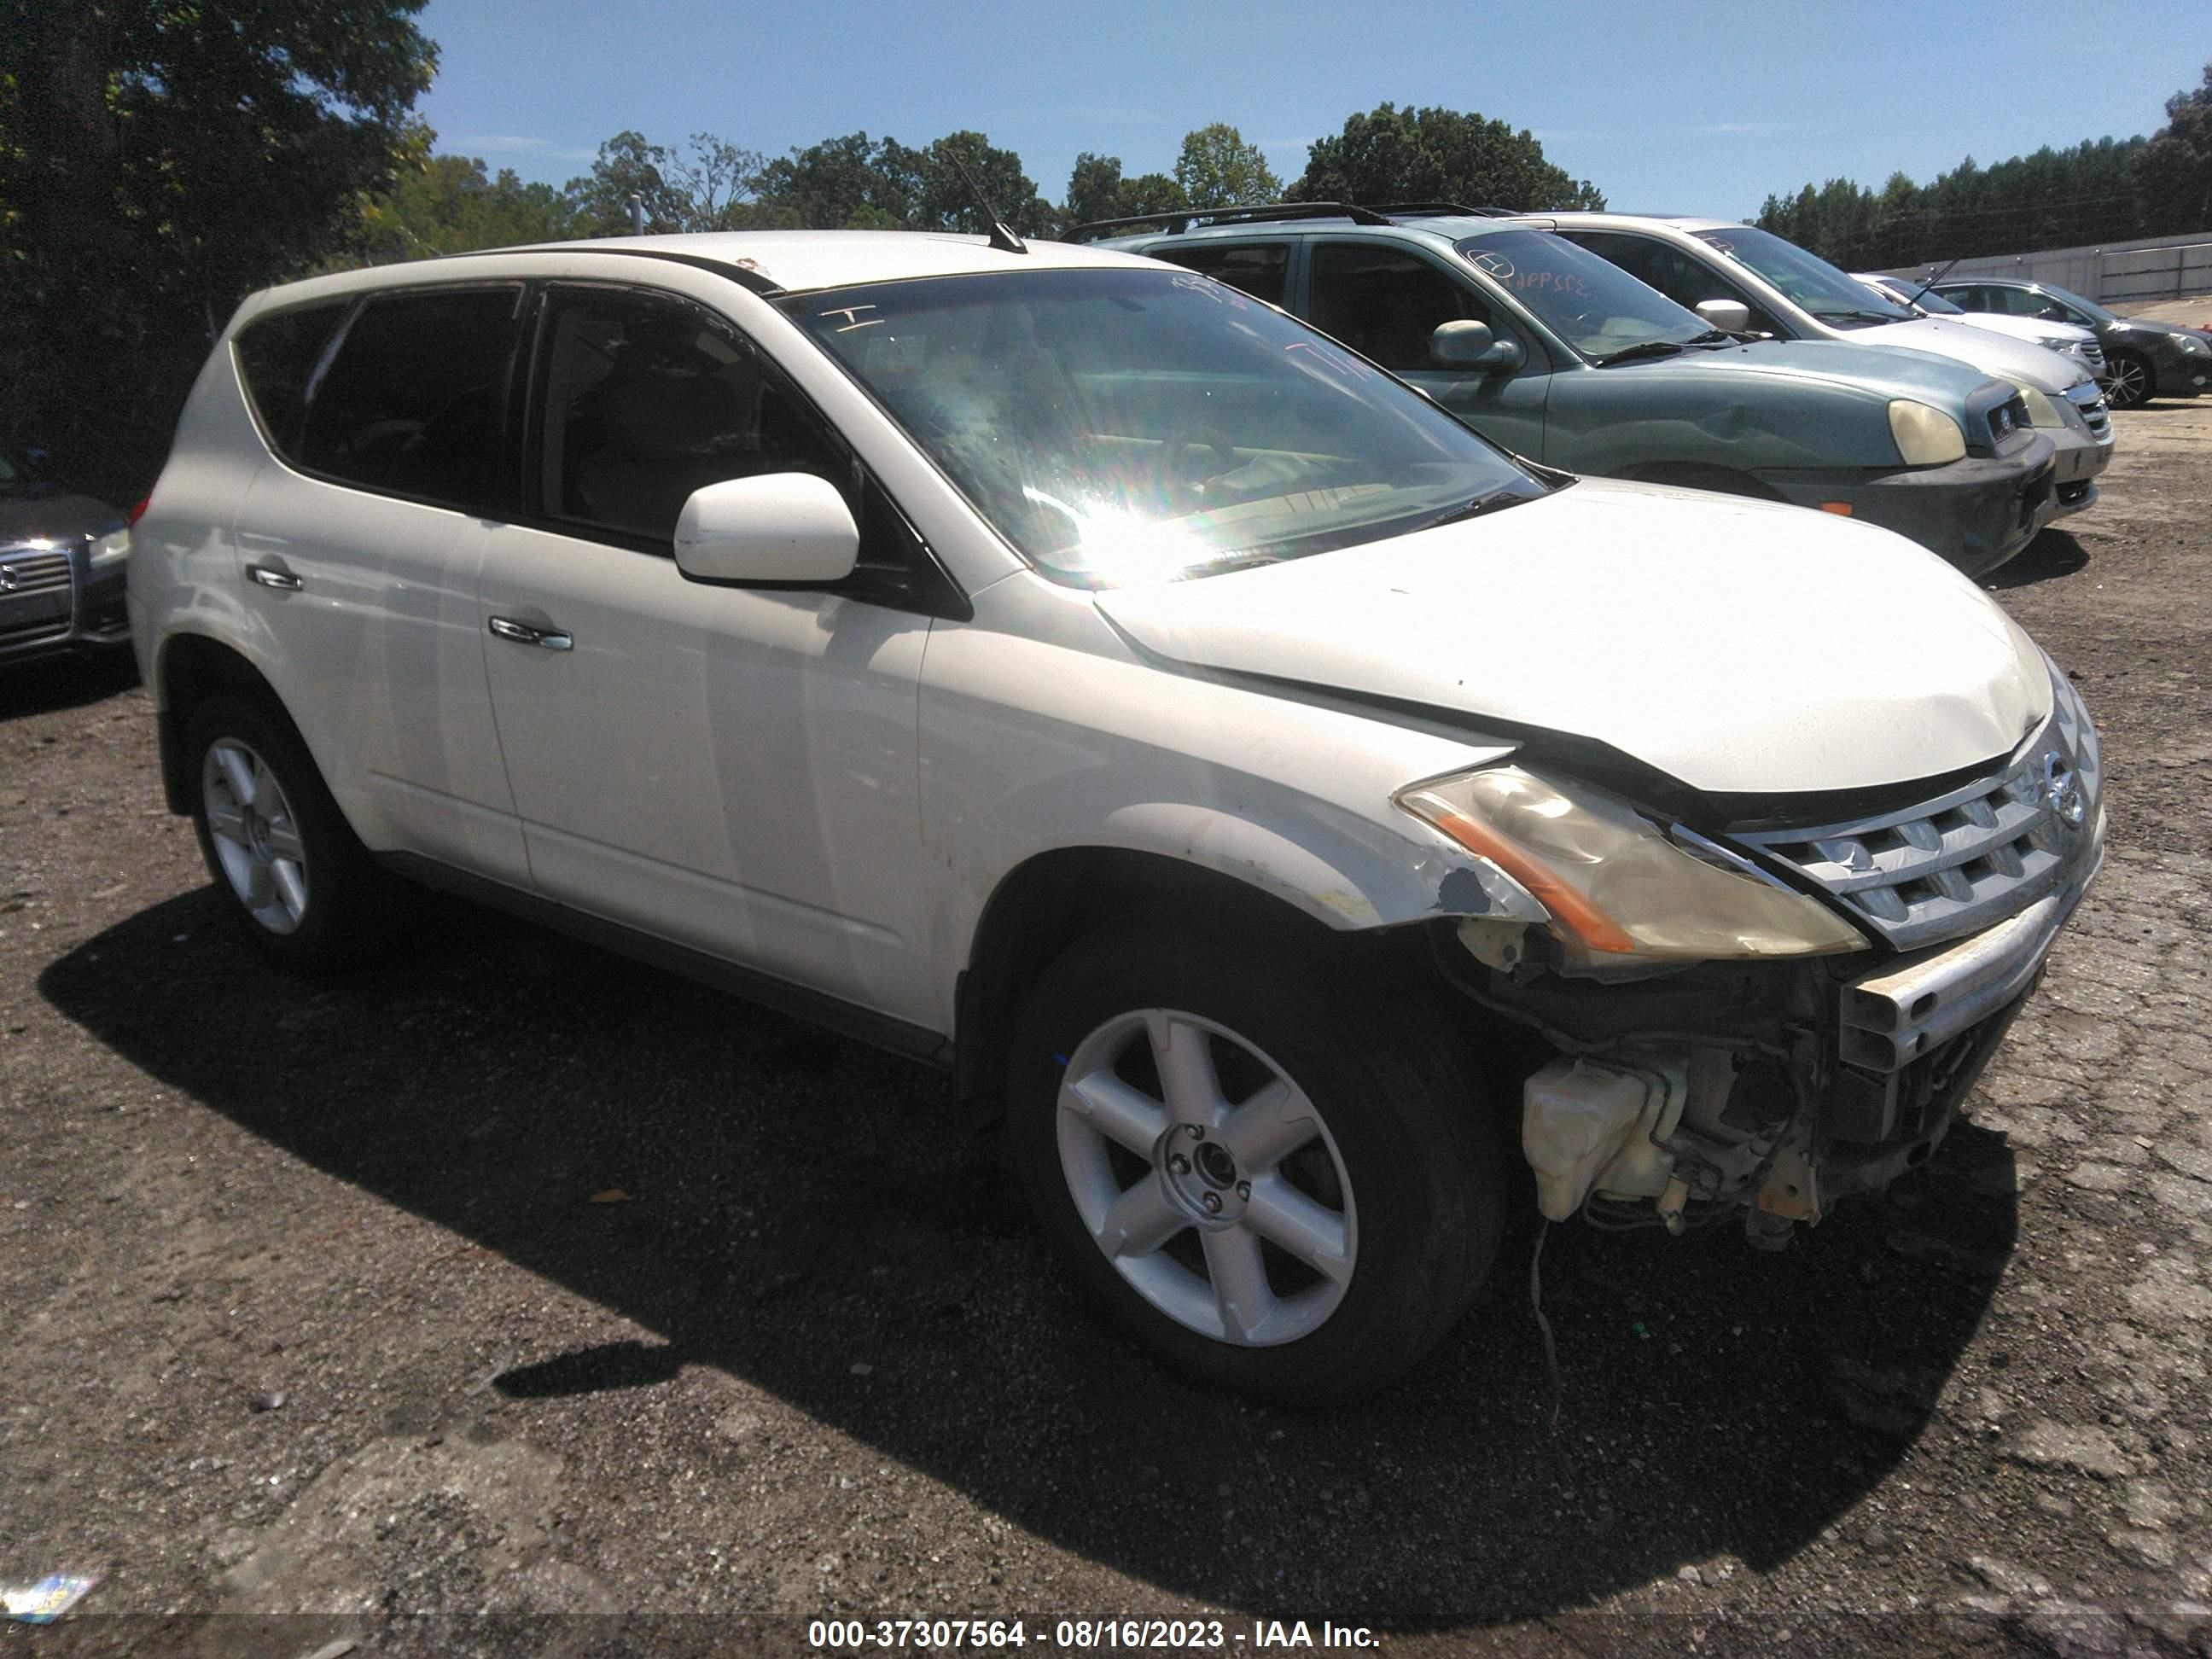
1085, 206, 2058, 578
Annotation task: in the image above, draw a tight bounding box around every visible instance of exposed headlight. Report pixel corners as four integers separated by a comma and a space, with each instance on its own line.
1396, 765, 1869, 967
2002, 381, 2063, 428
2180, 334, 2210, 356
1888, 400, 1968, 465
88, 527, 131, 569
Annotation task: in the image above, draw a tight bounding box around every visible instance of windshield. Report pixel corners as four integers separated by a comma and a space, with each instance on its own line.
1453, 230, 1714, 359
783, 267, 1542, 588
1694, 226, 1915, 328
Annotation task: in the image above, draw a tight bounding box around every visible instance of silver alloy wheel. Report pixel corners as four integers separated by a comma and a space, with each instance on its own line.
2106, 355, 2149, 408
1057, 1009, 1356, 1346
201, 737, 310, 935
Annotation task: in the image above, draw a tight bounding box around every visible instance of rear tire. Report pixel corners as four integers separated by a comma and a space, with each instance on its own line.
1006, 917, 1504, 1403
184, 694, 403, 971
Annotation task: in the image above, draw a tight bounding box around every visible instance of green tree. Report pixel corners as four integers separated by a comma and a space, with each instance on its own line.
754, 131, 915, 228
0, 0, 437, 498
2135, 61, 2212, 236
346, 143, 578, 265
1065, 152, 1126, 227
563, 129, 690, 235
1291, 103, 1604, 212
1061, 153, 1188, 232
1174, 123, 1281, 209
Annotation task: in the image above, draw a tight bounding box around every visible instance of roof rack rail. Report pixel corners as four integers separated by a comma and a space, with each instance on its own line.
1369, 201, 1499, 218
1064, 201, 1392, 243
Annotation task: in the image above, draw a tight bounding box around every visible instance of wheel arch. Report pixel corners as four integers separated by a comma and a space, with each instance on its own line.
952, 841, 1505, 1130
154, 632, 286, 814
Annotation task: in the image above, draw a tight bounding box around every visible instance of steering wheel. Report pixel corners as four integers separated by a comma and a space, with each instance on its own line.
1154, 423, 1241, 504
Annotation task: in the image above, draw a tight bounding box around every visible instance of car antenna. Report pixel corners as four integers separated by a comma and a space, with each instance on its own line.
1905, 256, 1959, 309
947, 151, 1027, 256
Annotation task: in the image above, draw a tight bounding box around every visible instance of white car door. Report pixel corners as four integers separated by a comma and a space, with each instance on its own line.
230, 284, 531, 883
477, 282, 949, 1035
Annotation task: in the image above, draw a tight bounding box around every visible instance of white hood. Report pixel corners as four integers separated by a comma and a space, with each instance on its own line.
1848, 317, 2091, 395
1093, 480, 2052, 798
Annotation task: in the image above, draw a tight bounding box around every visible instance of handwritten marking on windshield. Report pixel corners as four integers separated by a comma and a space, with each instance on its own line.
818, 304, 884, 333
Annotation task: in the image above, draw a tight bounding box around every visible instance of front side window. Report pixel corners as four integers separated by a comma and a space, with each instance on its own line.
299, 287, 523, 510
1689, 226, 1912, 329
1452, 230, 1715, 359
1150, 242, 1290, 307
2023, 285, 2108, 328
1558, 230, 1783, 335
535, 287, 845, 544
783, 267, 1542, 589
1307, 243, 1494, 371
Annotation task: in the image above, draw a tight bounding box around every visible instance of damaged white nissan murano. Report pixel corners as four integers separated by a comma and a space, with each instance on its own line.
131, 229, 2104, 1401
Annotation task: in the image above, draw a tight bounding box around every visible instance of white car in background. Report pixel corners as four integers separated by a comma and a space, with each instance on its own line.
130, 230, 2104, 1402
1855, 273, 2106, 385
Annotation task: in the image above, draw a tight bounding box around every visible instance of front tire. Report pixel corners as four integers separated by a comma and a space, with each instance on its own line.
1006, 917, 1503, 1402
185, 694, 399, 970
2104, 351, 2152, 410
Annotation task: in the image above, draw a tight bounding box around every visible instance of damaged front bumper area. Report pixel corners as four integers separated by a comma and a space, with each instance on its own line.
1449, 787, 2104, 1245
1480, 841, 2098, 1243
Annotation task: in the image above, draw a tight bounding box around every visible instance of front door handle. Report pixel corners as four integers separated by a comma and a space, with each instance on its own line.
488, 615, 573, 651
245, 562, 302, 591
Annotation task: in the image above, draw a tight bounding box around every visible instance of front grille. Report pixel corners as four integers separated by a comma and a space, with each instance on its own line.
2078, 343, 2107, 377
0, 549, 76, 649
1732, 681, 2099, 952
2067, 382, 2111, 441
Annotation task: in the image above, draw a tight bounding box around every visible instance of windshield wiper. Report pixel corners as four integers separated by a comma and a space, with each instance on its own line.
1588, 339, 1686, 366
1415, 486, 1542, 532
1814, 309, 1903, 326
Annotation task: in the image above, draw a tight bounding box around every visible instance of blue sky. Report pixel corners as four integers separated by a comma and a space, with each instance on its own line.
416, 0, 2211, 221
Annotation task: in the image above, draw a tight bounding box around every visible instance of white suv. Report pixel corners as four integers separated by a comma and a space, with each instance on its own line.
131, 230, 2104, 1401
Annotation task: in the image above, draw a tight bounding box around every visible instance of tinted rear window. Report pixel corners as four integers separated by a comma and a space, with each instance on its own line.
299, 286, 523, 511
233, 302, 351, 457
1150, 242, 1290, 307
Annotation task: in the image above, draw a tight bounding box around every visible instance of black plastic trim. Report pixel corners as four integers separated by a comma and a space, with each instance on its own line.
378, 851, 952, 1067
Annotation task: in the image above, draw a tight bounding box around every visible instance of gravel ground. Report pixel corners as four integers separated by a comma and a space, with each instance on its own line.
3, 399, 2211, 1657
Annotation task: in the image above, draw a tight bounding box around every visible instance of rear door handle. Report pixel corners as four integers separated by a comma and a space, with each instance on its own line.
245, 562, 302, 591
488, 615, 573, 651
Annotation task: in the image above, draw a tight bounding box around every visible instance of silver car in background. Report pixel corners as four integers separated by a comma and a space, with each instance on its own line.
1856, 274, 2106, 386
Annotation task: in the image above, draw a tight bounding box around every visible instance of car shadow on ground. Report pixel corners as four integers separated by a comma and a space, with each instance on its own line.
1987, 528, 2089, 590
41, 893, 2019, 1621
0, 646, 140, 719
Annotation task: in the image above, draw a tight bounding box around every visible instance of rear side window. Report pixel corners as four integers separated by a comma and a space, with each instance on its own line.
299, 286, 523, 512
233, 302, 350, 458
1307, 243, 1492, 371
1151, 242, 1290, 306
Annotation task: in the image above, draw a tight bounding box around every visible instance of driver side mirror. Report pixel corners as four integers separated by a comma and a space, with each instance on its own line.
1430, 319, 1524, 372
1695, 298, 1753, 333
673, 473, 859, 586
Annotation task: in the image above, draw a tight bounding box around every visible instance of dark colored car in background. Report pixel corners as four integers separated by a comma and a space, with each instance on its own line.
0, 448, 134, 668
1930, 279, 2212, 410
